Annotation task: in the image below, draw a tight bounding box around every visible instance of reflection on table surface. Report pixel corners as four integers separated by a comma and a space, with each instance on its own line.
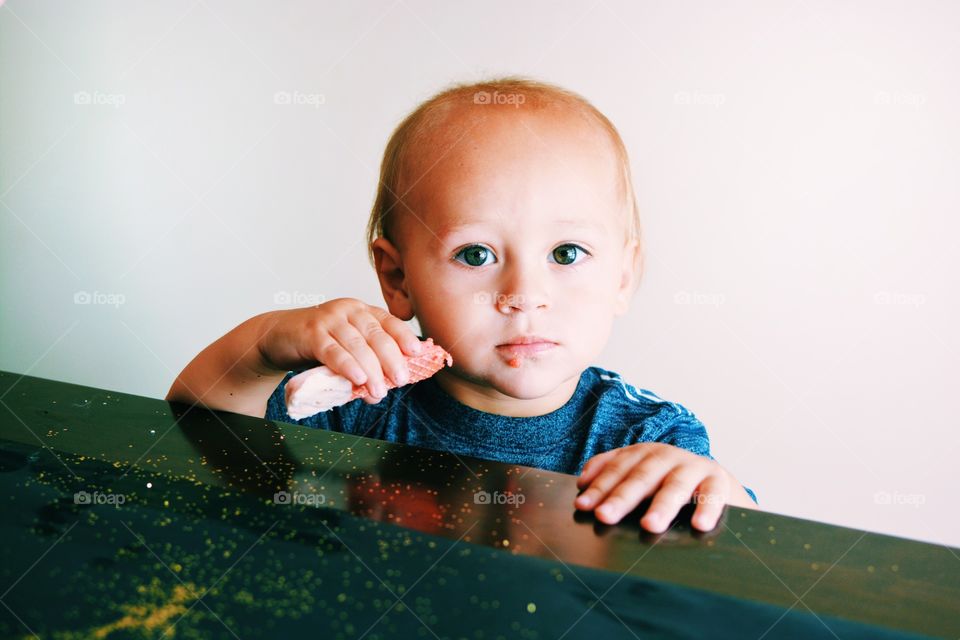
0, 370, 956, 639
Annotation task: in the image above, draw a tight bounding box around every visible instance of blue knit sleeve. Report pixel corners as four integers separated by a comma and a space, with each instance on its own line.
636, 403, 712, 458
265, 371, 298, 422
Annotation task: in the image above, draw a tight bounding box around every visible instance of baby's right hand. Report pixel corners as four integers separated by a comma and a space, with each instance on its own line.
258, 298, 423, 404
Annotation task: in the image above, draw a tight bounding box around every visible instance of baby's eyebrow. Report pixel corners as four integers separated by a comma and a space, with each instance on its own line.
433, 221, 480, 236
427, 218, 608, 250
553, 219, 605, 231
435, 218, 602, 236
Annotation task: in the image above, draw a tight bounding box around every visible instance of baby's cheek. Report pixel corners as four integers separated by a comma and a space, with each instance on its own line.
562, 282, 614, 319
416, 297, 483, 349
561, 289, 617, 356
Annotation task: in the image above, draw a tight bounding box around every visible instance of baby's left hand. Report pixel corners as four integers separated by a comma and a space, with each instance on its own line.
574, 443, 754, 533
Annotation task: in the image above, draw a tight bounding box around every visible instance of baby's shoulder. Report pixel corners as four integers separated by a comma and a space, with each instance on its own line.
583, 366, 697, 421
584, 367, 711, 454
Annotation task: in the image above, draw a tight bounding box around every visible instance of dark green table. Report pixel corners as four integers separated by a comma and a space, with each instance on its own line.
0, 370, 956, 639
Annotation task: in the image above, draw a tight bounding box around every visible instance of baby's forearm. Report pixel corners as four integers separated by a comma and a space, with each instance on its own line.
165, 311, 286, 418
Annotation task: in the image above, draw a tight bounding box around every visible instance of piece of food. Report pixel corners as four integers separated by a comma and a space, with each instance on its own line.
284, 338, 453, 419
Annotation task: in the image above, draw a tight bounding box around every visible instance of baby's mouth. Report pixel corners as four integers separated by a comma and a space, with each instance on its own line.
495, 337, 558, 366
495, 342, 556, 356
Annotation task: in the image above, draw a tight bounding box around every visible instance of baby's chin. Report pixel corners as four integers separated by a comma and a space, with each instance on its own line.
487, 376, 573, 402
450, 356, 584, 402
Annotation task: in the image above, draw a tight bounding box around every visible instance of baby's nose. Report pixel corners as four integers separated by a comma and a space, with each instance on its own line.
494, 281, 549, 313
482, 259, 552, 313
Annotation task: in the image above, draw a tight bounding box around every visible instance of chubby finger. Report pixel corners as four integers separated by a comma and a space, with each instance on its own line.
575, 447, 662, 512
640, 467, 703, 534
352, 310, 407, 387
315, 339, 367, 387
592, 464, 668, 524
690, 473, 729, 532
372, 308, 423, 358
576, 449, 619, 490
330, 322, 387, 399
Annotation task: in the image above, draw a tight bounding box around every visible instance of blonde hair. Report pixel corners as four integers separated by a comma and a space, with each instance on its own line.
365, 76, 642, 271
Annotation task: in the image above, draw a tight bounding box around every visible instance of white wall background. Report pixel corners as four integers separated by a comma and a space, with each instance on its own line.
1, 1, 957, 547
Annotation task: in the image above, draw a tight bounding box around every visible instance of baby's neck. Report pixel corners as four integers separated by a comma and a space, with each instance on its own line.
432, 369, 581, 417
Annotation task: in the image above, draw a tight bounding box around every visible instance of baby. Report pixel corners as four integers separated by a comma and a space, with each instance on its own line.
167, 77, 757, 534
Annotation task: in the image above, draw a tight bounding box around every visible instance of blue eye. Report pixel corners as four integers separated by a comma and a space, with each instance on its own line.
454, 244, 496, 267
550, 244, 588, 265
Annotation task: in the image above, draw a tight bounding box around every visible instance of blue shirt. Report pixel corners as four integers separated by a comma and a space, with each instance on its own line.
266, 365, 758, 504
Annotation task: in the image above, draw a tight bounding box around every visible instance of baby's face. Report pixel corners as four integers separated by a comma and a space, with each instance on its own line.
376, 106, 639, 413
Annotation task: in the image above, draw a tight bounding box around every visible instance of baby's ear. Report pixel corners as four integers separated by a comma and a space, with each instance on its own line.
614, 238, 643, 316
371, 237, 415, 320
